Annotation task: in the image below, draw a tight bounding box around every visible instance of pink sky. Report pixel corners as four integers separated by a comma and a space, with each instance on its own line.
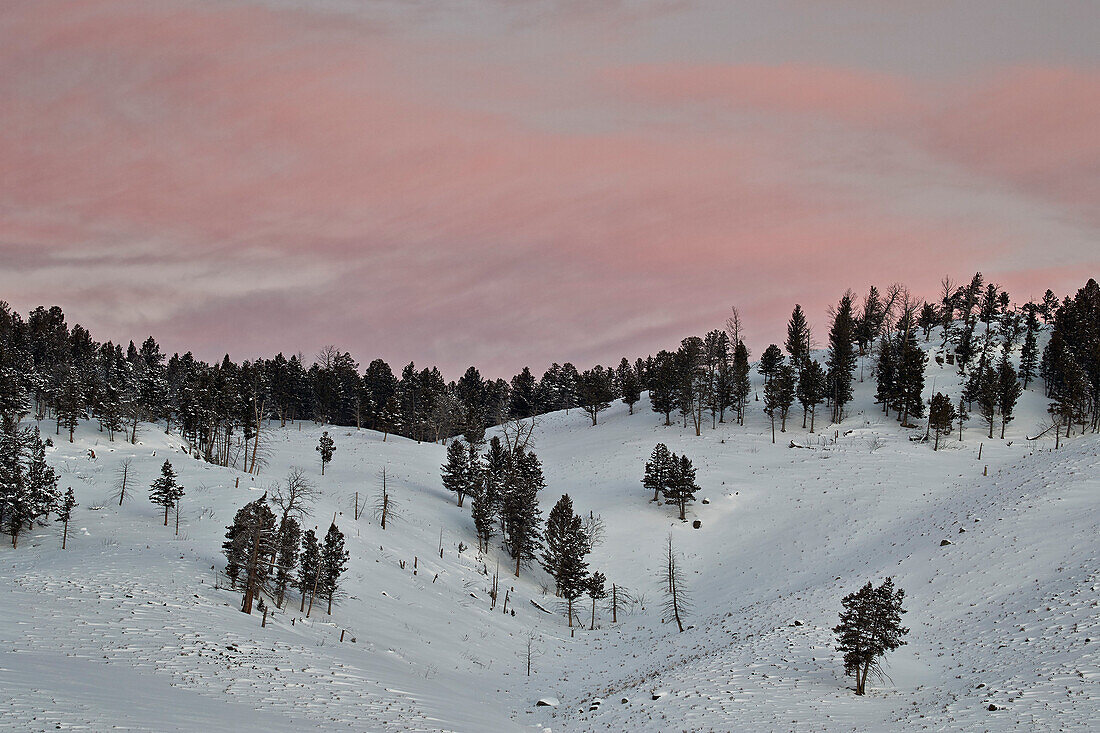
2, 0, 1098, 376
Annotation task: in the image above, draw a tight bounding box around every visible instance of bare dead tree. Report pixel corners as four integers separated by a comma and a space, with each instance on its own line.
521, 633, 543, 677
661, 534, 691, 633
371, 467, 400, 529
111, 458, 133, 506
583, 511, 606, 549
725, 305, 744, 347
500, 415, 539, 453
269, 467, 315, 570
608, 582, 634, 623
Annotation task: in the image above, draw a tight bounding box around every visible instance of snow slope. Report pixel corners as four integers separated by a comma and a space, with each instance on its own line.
2, 331, 1098, 732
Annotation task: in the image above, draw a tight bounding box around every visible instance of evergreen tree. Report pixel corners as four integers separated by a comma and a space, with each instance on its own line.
928, 392, 956, 451
320, 522, 349, 615
6, 426, 60, 548
874, 336, 895, 414
833, 578, 908, 696
1019, 309, 1040, 389
785, 304, 811, 370
56, 486, 76, 549
149, 459, 184, 526
648, 351, 678, 426
731, 341, 752, 426
997, 356, 1022, 439
586, 571, 607, 630
827, 293, 857, 423
618, 359, 642, 415
542, 494, 590, 600
894, 314, 926, 425
643, 443, 672, 502
442, 438, 472, 507
273, 516, 301, 608
764, 364, 794, 442
297, 529, 321, 612
974, 360, 999, 439
501, 448, 544, 577
222, 495, 277, 613
917, 302, 938, 341
509, 367, 538, 419
758, 344, 784, 387
316, 431, 335, 475
56, 366, 84, 443
663, 454, 699, 521
796, 360, 827, 432
578, 367, 613, 426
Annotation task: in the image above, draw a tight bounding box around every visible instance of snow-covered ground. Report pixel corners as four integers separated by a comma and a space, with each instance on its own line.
2, 332, 1098, 731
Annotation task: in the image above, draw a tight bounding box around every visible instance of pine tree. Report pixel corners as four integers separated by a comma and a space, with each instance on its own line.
6, 426, 60, 548
785, 305, 811, 370
758, 344, 784, 387
827, 293, 857, 423
501, 448, 544, 577
975, 361, 999, 439
928, 393, 956, 451
796, 360, 827, 432
764, 364, 794, 442
997, 356, 1022, 439
297, 529, 321, 612
618, 359, 642, 415
56, 367, 84, 443
273, 516, 301, 608
833, 578, 908, 695
56, 487, 76, 549
442, 438, 471, 507
578, 367, 614, 426
222, 496, 276, 613
874, 337, 895, 414
643, 443, 672, 502
731, 341, 752, 426
917, 302, 938, 341
149, 459, 184, 526
542, 494, 591, 603
663, 454, 699, 521
320, 523, 349, 615
894, 314, 926, 426
586, 571, 607, 630
648, 351, 678, 426
1019, 309, 1040, 389
316, 431, 335, 475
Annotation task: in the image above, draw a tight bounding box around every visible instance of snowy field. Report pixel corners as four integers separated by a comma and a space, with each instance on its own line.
2, 335, 1098, 732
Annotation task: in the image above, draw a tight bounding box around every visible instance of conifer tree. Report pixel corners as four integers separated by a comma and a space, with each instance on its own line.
578, 367, 613, 426
542, 494, 590, 600
297, 529, 321, 612
764, 364, 794, 442
785, 305, 812, 370
501, 448, 544, 577
758, 344, 784, 387
643, 443, 672, 502
663, 454, 699, 521
56, 367, 84, 443
997, 356, 1022, 439
618, 359, 642, 415
928, 393, 956, 451
320, 522, 349, 615
917, 302, 938, 341
833, 578, 908, 695
6, 426, 60, 548
1019, 309, 1040, 389
222, 495, 276, 613
796, 360, 827, 432
975, 361, 999, 439
149, 459, 183, 526
827, 293, 857, 423
56, 487, 76, 549
874, 337, 895, 414
894, 313, 926, 426
587, 571, 607, 630
316, 431, 335, 475
648, 351, 678, 426
273, 516, 301, 608
731, 341, 752, 426
442, 438, 472, 507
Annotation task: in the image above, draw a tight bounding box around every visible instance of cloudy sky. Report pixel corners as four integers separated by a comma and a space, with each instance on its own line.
2, 0, 1097, 377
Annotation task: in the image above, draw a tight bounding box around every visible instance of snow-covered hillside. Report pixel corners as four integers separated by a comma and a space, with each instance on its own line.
3, 334, 1098, 732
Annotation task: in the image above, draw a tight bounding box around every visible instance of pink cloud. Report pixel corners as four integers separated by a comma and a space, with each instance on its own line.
1, 1, 1095, 376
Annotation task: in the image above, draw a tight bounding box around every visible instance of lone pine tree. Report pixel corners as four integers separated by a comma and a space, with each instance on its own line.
149, 459, 184, 526
442, 438, 472, 507
833, 578, 909, 695
316, 431, 335, 475
56, 487, 76, 549
320, 522, 349, 615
